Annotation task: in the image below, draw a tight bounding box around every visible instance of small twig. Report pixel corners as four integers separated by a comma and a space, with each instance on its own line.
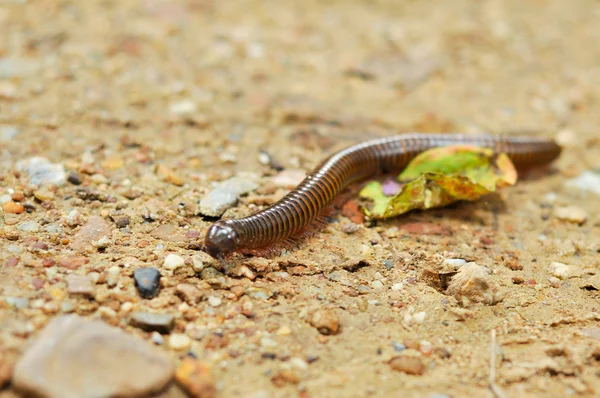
489, 329, 507, 398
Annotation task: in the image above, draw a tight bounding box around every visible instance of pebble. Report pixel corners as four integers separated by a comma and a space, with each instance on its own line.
392, 342, 406, 352
164, 253, 185, 270
413, 311, 426, 324
93, 236, 111, 250
175, 358, 216, 398
115, 216, 130, 228
4, 297, 29, 309
391, 283, 404, 291
151, 332, 164, 345
57, 256, 89, 270
12, 315, 174, 398
549, 261, 570, 280
554, 206, 588, 224
129, 312, 175, 334
383, 260, 394, 270
65, 274, 95, 299
105, 266, 121, 287
446, 262, 502, 305
260, 336, 278, 348
192, 254, 207, 273
16, 156, 66, 186
67, 172, 84, 185
155, 164, 185, 186
65, 209, 82, 227
245, 287, 272, 300
168, 333, 192, 351
169, 99, 197, 115
2, 201, 24, 214
33, 189, 55, 202
308, 309, 340, 335
565, 171, 600, 196
207, 296, 222, 307
371, 280, 384, 289
17, 221, 40, 232
70, 216, 112, 251
444, 258, 466, 267
134, 267, 161, 299
388, 355, 425, 375
176, 283, 203, 304
199, 176, 258, 217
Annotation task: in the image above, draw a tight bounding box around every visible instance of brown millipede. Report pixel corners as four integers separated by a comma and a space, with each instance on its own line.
204, 133, 561, 261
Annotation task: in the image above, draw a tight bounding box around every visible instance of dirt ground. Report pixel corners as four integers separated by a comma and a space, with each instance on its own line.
1, 0, 600, 397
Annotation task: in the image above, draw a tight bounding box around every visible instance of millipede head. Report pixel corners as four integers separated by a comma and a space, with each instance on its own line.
205, 221, 240, 260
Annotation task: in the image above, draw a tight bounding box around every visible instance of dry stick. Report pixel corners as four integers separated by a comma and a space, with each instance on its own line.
489, 329, 507, 398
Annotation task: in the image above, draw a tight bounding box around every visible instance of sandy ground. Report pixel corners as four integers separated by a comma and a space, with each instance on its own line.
1, 0, 600, 397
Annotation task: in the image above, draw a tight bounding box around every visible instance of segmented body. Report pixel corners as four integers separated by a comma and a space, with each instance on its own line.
204, 133, 561, 259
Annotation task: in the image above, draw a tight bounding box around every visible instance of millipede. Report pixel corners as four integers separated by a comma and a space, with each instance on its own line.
204, 133, 561, 261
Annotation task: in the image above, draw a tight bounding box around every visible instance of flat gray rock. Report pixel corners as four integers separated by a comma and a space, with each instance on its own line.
199, 176, 258, 217
13, 314, 174, 398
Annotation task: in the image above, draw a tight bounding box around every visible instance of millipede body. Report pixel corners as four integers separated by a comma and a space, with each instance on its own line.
204, 133, 561, 260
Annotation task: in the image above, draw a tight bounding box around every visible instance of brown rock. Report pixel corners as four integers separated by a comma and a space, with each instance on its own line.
341, 200, 364, 224
175, 284, 203, 304
271, 369, 302, 387
2, 201, 24, 214
175, 358, 216, 398
388, 355, 425, 375
57, 256, 89, 270
12, 315, 174, 398
70, 216, 112, 251
66, 274, 95, 298
308, 309, 340, 335
446, 262, 503, 305
156, 164, 185, 186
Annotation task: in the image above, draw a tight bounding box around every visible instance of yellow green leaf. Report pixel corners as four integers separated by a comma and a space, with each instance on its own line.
359, 145, 518, 219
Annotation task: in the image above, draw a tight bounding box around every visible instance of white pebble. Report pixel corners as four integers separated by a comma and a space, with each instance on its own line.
163, 253, 184, 270
106, 266, 121, 288
208, 296, 222, 307
169, 99, 197, 115
413, 311, 426, 324
168, 333, 192, 350
260, 336, 278, 348
554, 206, 588, 224
391, 283, 404, 291
444, 259, 466, 267
151, 332, 164, 345
192, 254, 206, 273
289, 357, 308, 370
371, 280, 384, 289
549, 261, 570, 279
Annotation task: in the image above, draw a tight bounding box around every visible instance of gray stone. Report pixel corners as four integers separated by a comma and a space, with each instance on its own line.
12, 315, 174, 398
16, 156, 66, 186
134, 267, 161, 299
129, 312, 175, 334
4, 297, 29, 309
17, 221, 40, 232
199, 176, 258, 217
